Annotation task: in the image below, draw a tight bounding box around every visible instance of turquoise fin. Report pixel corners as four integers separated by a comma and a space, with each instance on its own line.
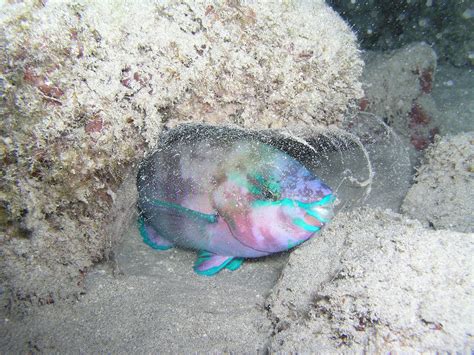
150, 199, 218, 224
193, 251, 244, 276
138, 216, 174, 250
225, 258, 244, 271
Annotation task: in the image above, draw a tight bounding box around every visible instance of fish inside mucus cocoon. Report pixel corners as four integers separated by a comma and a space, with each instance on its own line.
137, 127, 335, 276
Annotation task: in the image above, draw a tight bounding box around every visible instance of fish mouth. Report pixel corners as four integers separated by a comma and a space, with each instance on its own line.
310, 205, 334, 222
294, 202, 335, 233
303, 213, 323, 228
305, 194, 335, 226
303, 205, 334, 229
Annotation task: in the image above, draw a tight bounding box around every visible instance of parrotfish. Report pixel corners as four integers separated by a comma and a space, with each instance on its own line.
137, 137, 334, 276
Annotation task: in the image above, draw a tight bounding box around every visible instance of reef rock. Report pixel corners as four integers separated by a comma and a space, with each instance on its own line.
0, 1, 363, 303
266, 208, 474, 353
402, 132, 474, 233
358, 42, 446, 167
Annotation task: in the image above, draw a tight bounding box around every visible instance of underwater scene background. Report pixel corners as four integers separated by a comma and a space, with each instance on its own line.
1, 0, 472, 352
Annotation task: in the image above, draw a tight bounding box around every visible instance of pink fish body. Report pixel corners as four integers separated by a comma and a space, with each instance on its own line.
137, 136, 334, 275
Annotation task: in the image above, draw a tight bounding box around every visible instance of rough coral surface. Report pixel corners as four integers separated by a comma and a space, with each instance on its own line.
402, 132, 474, 233
361, 42, 437, 129
0, 1, 363, 303
360, 42, 441, 162
266, 208, 474, 353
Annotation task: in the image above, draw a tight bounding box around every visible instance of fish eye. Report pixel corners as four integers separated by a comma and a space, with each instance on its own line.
260, 185, 278, 200
247, 173, 281, 201
259, 180, 281, 201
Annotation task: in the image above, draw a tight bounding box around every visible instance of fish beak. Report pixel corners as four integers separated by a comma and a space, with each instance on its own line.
305, 194, 335, 225
292, 194, 335, 233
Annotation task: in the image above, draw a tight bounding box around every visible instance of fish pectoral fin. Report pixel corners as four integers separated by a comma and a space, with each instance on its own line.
193, 251, 244, 276
149, 198, 218, 224
138, 216, 174, 250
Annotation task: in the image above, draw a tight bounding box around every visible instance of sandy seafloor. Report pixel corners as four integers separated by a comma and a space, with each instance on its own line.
1, 65, 473, 353
2, 221, 286, 353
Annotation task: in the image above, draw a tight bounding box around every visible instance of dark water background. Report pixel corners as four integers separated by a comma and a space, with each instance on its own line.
328, 0, 473, 67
